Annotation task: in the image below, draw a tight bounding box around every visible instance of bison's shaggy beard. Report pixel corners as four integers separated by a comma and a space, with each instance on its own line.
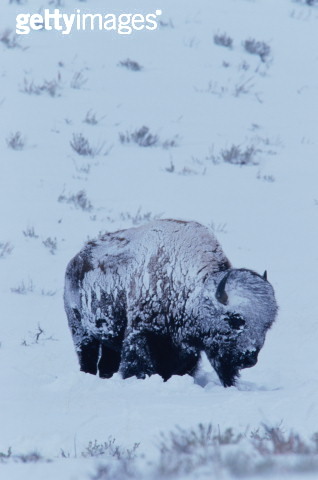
212, 357, 240, 387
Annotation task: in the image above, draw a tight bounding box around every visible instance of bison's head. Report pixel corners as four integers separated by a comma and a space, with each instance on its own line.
202, 268, 278, 387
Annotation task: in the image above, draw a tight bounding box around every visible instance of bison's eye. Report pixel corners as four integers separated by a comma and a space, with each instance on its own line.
96, 318, 106, 328
224, 313, 245, 330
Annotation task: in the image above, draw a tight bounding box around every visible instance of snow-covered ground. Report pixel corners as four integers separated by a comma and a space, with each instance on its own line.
1, 0, 318, 478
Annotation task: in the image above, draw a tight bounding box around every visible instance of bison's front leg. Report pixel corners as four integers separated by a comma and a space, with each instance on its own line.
119, 331, 156, 379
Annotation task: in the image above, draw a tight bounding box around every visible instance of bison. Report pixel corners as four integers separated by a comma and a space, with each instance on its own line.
64, 219, 277, 387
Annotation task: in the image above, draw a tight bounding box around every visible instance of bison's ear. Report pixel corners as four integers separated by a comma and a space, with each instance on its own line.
263, 270, 267, 281
216, 272, 230, 305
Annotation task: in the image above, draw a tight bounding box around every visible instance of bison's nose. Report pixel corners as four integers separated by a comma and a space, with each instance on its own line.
242, 350, 259, 367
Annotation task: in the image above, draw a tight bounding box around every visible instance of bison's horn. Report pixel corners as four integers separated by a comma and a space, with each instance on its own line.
215, 272, 231, 305
263, 270, 267, 281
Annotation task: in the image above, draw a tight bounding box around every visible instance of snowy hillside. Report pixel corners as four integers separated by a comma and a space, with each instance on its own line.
1, 0, 318, 478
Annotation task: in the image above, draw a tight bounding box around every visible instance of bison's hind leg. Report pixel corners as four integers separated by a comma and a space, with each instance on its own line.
77, 337, 100, 375
98, 345, 121, 378
77, 341, 121, 378
66, 307, 101, 375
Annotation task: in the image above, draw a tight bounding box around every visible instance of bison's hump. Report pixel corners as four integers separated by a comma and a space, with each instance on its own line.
76, 220, 230, 282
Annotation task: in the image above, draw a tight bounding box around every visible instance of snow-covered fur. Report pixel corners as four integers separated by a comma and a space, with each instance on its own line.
64, 219, 278, 387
